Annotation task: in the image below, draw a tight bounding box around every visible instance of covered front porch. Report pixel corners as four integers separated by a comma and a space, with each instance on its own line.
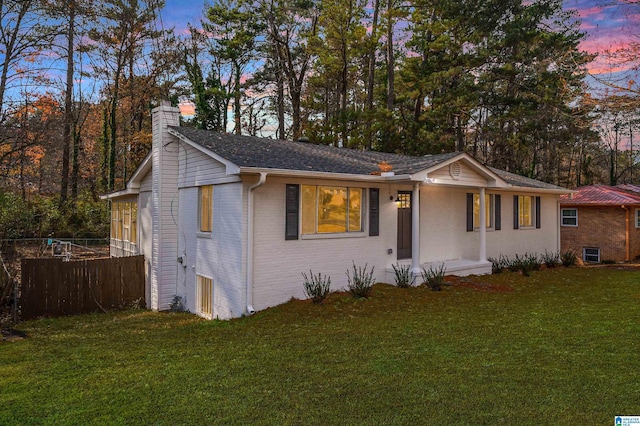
390, 179, 493, 282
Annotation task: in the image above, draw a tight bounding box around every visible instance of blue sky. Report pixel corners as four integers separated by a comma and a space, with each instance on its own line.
160, 0, 639, 77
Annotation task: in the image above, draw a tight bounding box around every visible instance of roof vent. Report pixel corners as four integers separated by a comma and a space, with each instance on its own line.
298, 136, 310, 143
449, 162, 461, 180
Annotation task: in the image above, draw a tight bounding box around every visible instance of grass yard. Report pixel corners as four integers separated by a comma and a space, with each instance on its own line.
1, 266, 639, 425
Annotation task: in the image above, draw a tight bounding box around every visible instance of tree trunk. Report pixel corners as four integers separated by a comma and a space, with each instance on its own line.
276, 57, 285, 140
386, 0, 394, 111
234, 62, 242, 135
365, 0, 380, 150
60, 3, 75, 204
71, 127, 80, 200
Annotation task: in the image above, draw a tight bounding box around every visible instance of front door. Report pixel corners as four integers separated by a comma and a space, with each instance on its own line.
397, 191, 412, 259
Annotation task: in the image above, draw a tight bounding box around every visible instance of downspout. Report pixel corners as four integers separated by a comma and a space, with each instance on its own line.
246, 172, 268, 315
623, 205, 630, 261
557, 198, 561, 253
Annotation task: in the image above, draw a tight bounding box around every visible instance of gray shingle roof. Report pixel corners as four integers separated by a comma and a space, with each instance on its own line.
170, 126, 567, 191
488, 167, 567, 190
170, 126, 459, 175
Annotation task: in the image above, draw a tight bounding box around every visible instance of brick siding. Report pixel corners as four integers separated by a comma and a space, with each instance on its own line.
561, 206, 640, 262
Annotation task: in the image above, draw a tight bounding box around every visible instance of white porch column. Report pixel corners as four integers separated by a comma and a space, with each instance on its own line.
479, 187, 487, 262
411, 182, 421, 273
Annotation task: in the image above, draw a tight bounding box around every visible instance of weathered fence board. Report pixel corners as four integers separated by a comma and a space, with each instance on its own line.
20, 256, 144, 320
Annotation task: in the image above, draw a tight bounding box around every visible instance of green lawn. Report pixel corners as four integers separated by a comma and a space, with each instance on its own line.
1, 266, 639, 425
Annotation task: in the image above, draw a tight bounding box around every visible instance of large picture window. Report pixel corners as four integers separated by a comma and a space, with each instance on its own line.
199, 185, 213, 232
301, 185, 363, 234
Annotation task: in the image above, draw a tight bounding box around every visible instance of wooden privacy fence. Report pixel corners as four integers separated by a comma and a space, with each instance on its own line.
20, 256, 145, 320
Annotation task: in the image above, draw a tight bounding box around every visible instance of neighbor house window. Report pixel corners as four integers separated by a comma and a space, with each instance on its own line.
518, 195, 534, 227
199, 185, 213, 232
196, 275, 213, 319
473, 194, 495, 229
301, 185, 363, 234
583, 247, 600, 263
636, 209, 640, 228
561, 208, 578, 227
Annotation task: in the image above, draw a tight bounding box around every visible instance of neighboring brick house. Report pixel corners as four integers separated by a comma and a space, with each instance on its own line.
560, 185, 640, 262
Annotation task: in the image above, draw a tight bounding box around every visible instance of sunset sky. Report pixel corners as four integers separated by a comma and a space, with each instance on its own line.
161, 0, 640, 78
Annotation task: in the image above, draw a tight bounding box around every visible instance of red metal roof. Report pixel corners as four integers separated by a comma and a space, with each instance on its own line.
616, 184, 640, 195
560, 184, 640, 205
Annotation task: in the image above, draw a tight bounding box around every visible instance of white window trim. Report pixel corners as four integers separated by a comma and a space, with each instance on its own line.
561, 208, 578, 227
583, 247, 600, 263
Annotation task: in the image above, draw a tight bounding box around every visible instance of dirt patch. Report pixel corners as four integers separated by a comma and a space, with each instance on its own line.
1, 328, 26, 342
444, 275, 515, 293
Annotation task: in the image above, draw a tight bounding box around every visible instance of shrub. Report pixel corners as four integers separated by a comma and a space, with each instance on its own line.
541, 250, 560, 268
503, 253, 541, 277
561, 249, 578, 267
346, 262, 375, 298
169, 295, 184, 312
421, 264, 446, 291
302, 270, 332, 304
506, 254, 519, 272
513, 253, 540, 277
392, 263, 415, 288
488, 254, 510, 274
525, 252, 542, 271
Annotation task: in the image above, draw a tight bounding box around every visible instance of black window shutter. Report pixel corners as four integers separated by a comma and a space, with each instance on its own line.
535, 196, 541, 229
466, 193, 474, 232
285, 184, 299, 240
369, 188, 380, 236
495, 194, 501, 230
513, 195, 519, 229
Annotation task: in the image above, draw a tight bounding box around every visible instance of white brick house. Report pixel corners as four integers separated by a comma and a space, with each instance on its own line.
103, 102, 570, 319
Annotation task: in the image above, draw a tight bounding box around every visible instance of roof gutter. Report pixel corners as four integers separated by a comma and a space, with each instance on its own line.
238, 167, 405, 182
246, 172, 268, 315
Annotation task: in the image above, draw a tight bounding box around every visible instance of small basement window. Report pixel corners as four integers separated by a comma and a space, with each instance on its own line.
197, 275, 213, 319
583, 247, 600, 263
